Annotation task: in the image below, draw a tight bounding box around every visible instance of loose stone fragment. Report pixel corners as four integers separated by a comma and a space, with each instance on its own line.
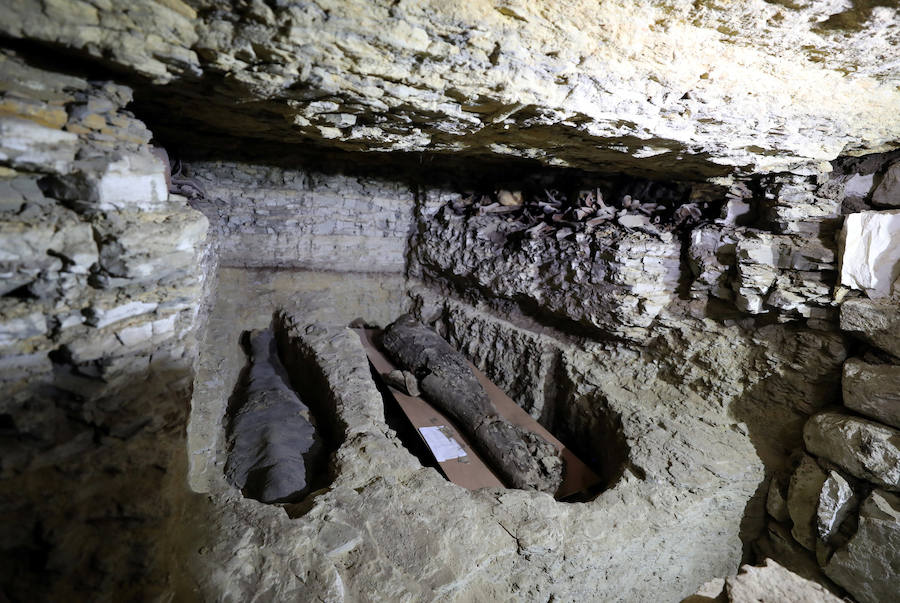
816, 470, 857, 543
842, 358, 900, 429
225, 328, 321, 504
825, 490, 900, 603
726, 558, 842, 603
803, 412, 900, 490
787, 454, 827, 551
382, 315, 563, 493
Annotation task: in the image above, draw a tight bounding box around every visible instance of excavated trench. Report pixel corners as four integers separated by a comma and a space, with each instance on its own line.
167, 133, 777, 601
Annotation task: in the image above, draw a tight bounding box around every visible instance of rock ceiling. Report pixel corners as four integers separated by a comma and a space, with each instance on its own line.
2, 0, 899, 178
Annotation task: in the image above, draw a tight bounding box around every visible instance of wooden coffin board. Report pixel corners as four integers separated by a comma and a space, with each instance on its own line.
355, 328, 601, 498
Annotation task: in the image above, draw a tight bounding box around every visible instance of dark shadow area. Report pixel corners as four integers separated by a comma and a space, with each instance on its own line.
366, 361, 440, 473
547, 357, 630, 498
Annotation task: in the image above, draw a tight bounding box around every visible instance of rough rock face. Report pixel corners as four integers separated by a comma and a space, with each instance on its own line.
842, 358, 900, 429
804, 412, 900, 491
872, 162, 900, 207
0, 50, 211, 599
185, 160, 415, 272
840, 297, 900, 358
723, 559, 843, 603
413, 205, 681, 342
2, 1, 899, 177
816, 470, 857, 544
787, 455, 827, 551
2, 1, 900, 601
825, 490, 900, 603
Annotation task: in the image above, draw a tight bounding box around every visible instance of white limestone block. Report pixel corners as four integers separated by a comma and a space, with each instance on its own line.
87, 300, 158, 329
839, 210, 900, 298
816, 470, 857, 543
0, 117, 78, 173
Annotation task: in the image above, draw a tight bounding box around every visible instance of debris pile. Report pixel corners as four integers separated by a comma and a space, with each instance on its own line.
443, 185, 714, 243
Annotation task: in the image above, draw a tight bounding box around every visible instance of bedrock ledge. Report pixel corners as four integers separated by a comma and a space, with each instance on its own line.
180, 304, 764, 602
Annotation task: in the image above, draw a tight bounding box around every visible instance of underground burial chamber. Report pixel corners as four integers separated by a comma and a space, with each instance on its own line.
3, 2, 900, 601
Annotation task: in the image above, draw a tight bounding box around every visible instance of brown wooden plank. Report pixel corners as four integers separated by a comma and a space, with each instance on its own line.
354, 328, 602, 498
356, 328, 504, 490
470, 362, 602, 498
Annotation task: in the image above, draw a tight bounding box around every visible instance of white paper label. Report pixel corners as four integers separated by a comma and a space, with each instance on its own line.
418, 426, 467, 462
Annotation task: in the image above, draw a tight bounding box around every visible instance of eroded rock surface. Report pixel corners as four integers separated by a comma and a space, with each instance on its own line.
412, 205, 681, 342
840, 297, 900, 358
2, 2, 899, 177
842, 358, 900, 429
725, 559, 843, 603
787, 454, 827, 551
0, 50, 211, 600
825, 490, 900, 603
816, 470, 857, 544
803, 412, 900, 490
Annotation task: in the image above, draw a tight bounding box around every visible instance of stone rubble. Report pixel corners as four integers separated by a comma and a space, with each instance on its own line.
824, 490, 900, 603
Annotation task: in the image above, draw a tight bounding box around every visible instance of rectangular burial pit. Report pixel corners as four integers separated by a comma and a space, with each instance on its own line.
355, 327, 601, 499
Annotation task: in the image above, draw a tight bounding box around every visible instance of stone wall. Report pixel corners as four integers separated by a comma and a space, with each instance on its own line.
0, 50, 210, 599
185, 161, 415, 272
757, 184, 900, 603
404, 154, 900, 597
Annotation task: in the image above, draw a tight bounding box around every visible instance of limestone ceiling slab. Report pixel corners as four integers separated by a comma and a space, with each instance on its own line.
2, 0, 899, 178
